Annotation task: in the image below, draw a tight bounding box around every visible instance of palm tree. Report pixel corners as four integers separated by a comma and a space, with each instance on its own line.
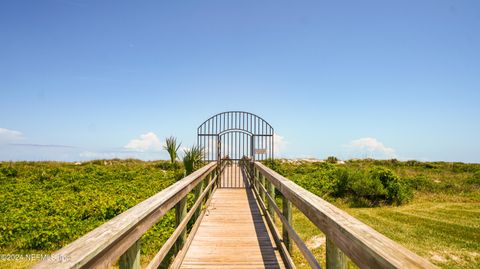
183, 145, 204, 175
164, 136, 181, 168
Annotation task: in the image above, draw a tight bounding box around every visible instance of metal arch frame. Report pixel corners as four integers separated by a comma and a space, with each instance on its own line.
197, 111, 274, 188
197, 111, 274, 161
197, 111, 274, 135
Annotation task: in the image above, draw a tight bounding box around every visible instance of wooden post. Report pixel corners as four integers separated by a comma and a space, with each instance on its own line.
282, 195, 292, 253
174, 197, 187, 254
206, 173, 213, 199
326, 238, 347, 269
194, 176, 205, 221
268, 181, 275, 223
260, 174, 266, 202
119, 240, 140, 269
256, 169, 261, 194
216, 165, 220, 188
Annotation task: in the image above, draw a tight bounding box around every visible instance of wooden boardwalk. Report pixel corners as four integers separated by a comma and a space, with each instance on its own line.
179, 188, 286, 269
32, 161, 438, 269
219, 163, 246, 188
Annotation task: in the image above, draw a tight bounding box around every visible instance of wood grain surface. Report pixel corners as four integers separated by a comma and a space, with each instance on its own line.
179, 188, 286, 269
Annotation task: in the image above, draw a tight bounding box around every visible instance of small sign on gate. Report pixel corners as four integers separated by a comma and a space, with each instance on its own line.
255, 148, 267, 154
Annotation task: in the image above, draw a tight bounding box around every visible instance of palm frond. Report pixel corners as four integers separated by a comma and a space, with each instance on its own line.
164, 136, 181, 166
183, 145, 204, 175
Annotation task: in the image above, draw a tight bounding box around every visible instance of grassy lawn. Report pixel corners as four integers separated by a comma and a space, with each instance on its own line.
286, 197, 479, 269
345, 200, 479, 268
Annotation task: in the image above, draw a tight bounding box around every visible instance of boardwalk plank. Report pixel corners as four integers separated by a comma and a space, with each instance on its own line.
179, 188, 286, 269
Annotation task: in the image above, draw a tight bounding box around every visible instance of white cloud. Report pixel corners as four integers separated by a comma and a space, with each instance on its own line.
0, 128, 24, 143
124, 132, 163, 152
346, 137, 396, 159
274, 133, 287, 157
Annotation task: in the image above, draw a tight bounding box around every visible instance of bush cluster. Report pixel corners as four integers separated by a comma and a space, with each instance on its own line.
0, 160, 178, 251
325, 156, 338, 164
328, 166, 412, 206
263, 159, 412, 207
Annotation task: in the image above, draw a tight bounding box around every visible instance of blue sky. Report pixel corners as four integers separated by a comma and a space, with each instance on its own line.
1, 0, 479, 162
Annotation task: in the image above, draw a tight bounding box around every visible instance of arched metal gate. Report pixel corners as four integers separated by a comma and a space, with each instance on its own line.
197, 111, 274, 188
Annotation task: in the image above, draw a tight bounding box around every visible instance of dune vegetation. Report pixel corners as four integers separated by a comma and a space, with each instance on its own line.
265, 159, 480, 269
0, 158, 478, 268
0, 159, 185, 269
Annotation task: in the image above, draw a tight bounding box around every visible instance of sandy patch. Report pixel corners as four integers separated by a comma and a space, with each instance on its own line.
431, 253, 447, 263
306, 235, 325, 249
430, 251, 470, 264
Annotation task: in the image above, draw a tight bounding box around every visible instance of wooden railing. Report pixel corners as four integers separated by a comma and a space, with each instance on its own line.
32, 161, 225, 269
241, 160, 438, 269
32, 158, 438, 269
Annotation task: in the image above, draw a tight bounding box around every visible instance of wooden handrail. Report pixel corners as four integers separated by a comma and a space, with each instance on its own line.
146, 164, 225, 269
251, 171, 320, 269
253, 161, 438, 269
32, 158, 438, 269
168, 163, 228, 269
32, 162, 217, 269
241, 164, 297, 269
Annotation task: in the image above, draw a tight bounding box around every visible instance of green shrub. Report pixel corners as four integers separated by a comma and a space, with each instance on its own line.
263, 159, 284, 173
369, 167, 412, 205
174, 169, 185, 181
388, 159, 399, 165
326, 156, 338, 164
387, 179, 412, 205
451, 162, 479, 173
423, 162, 436, 169
349, 170, 387, 206
467, 171, 480, 186
0, 166, 18, 177
264, 159, 480, 208
183, 145, 204, 175
331, 168, 350, 197
405, 160, 420, 167
0, 160, 178, 253
406, 175, 436, 192
264, 161, 414, 207
155, 161, 175, 170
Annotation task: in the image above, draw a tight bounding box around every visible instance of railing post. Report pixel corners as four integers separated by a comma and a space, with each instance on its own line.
255, 167, 260, 192
119, 240, 140, 269
260, 174, 266, 202
194, 175, 206, 221
174, 197, 187, 254
207, 172, 213, 199
326, 238, 347, 269
252, 166, 256, 188
268, 181, 275, 223
218, 161, 223, 188
250, 158, 254, 179
282, 194, 292, 253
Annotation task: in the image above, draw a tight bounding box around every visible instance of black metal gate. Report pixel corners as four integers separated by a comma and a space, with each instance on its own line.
197, 111, 274, 188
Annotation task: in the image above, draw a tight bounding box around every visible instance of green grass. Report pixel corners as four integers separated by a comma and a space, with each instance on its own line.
345, 201, 480, 268
267, 159, 480, 269
285, 199, 480, 269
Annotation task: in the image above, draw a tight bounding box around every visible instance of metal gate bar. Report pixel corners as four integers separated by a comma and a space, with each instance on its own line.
197, 111, 274, 188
